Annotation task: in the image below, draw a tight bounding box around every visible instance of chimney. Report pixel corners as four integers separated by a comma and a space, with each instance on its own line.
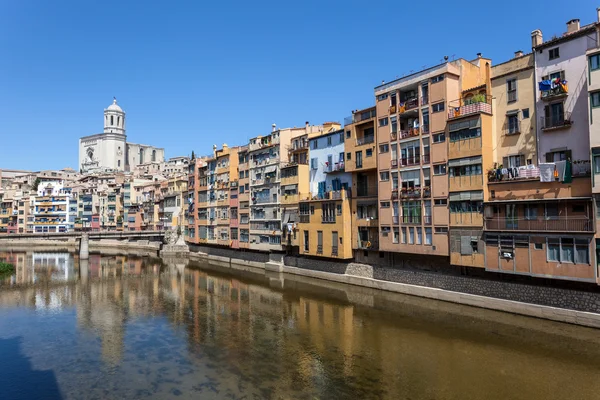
271, 123, 277, 132
597, 7, 600, 22
212, 144, 217, 158
514, 50, 524, 58
566, 19, 580, 34
531, 29, 543, 48
305, 121, 309, 130
222, 143, 228, 150
477, 52, 482, 58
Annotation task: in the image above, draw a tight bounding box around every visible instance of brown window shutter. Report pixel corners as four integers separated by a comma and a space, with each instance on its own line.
545, 152, 553, 162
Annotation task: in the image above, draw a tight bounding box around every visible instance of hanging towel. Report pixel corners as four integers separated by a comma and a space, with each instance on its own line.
511, 167, 519, 178
501, 168, 508, 175
539, 163, 555, 182
555, 160, 567, 182
539, 80, 552, 91
563, 160, 573, 183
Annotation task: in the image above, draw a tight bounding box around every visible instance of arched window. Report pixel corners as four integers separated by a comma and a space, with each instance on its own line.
139, 148, 144, 164
117, 116, 120, 127
152, 150, 156, 162
118, 160, 121, 167
110, 115, 114, 125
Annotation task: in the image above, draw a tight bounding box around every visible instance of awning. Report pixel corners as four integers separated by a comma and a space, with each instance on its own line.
284, 185, 297, 190
448, 156, 482, 167
449, 191, 484, 201
283, 210, 298, 223
506, 109, 519, 115
264, 165, 277, 174
449, 118, 480, 132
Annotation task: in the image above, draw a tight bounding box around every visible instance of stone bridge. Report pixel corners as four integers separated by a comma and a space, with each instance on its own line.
0, 230, 166, 243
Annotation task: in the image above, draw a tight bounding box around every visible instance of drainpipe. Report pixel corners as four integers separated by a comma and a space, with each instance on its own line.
532, 50, 540, 165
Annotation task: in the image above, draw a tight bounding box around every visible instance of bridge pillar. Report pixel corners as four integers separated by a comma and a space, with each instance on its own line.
265, 252, 285, 273
80, 233, 89, 260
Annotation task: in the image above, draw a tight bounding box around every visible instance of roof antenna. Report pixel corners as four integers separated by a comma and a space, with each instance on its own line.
444, 55, 449, 61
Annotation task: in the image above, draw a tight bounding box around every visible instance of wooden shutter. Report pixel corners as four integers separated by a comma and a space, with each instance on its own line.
460, 236, 473, 255
519, 154, 526, 166
565, 149, 572, 161
502, 157, 508, 167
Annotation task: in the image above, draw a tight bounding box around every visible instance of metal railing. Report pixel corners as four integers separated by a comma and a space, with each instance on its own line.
317, 245, 323, 254
448, 95, 493, 119
331, 246, 338, 256
357, 240, 378, 250
322, 215, 336, 223
540, 85, 568, 100
505, 120, 521, 135
423, 215, 432, 225
400, 156, 420, 166
299, 214, 310, 223
356, 135, 375, 146
392, 216, 399, 224
400, 128, 420, 139
391, 159, 398, 168
324, 162, 345, 173
541, 113, 572, 130
422, 154, 430, 164
484, 217, 593, 232
400, 98, 419, 112
400, 188, 421, 199
402, 215, 421, 224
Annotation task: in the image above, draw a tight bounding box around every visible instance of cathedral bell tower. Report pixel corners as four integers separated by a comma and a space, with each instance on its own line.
104, 97, 126, 135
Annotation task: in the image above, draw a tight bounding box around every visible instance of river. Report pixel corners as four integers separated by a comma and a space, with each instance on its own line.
1, 250, 600, 400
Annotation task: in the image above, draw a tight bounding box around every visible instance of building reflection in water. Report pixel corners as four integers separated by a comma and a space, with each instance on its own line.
1, 252, 600, 398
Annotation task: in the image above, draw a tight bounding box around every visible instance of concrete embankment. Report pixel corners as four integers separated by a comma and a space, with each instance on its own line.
0, 238, 161, 256
187, 245, 600, 329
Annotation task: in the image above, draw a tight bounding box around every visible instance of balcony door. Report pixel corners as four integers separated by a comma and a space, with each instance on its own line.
506, 204, 517, 230
544, 102, 564, 127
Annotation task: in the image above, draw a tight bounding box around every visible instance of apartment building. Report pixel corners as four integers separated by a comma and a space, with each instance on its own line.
237, 147, 250, 249
214, 145, 239, 246
298, 126, 353, 259
483, 17, 597, 283
344, 107, 379, 255
376, 59, 488, 263
0, 193, 15, 234
161, 175, 188, 231
31, 181, 77, 233
186, 158, 199, 242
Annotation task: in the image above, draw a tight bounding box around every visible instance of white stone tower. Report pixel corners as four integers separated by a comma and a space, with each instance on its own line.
104, 97, 126, 135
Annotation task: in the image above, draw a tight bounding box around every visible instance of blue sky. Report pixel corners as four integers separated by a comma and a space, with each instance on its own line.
0, 1, 594, 171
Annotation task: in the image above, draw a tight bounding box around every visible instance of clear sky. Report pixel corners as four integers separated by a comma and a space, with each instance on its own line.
0, 1, 594, 171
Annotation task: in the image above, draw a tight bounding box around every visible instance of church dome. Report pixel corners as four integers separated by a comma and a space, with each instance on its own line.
106, 98, 123, 112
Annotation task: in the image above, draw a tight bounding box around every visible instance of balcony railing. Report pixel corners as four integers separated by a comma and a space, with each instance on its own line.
299, 214, 310, 223
400, 188, 421, 199
357, 217, 378, 227
317, 245, 323, 255
391, 159, 398, 168
402, 215, 422, 224
541, 113, 572, 131
400, 156, 420, 167
423, 215, 432, 225
399, 98, 419, 112
290, 141, 309, 151
357, 239, 378, 250
356, 135, 375, 146
391, 189, 399, 200
421, 124, 429, 134
484, 217, 593, 232
331, 246, 338, 257
448, 95, 493, 119
421, 96, 429, 106
400, 128, 420, 139
505, 120, 521, 135
322, 215, 336, 223
324, 162, 345, 173
392, 216, 399, 224
345, 109, 377, 125
422, 154, 430, 164
540, 83, 568, 100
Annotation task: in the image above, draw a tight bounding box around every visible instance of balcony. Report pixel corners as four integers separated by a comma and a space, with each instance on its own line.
422, 154, 430, 164
421, 124, 430, 135
249, 135, 280, 152
331, 246, 338, 257
357, 240, 378, 250
391, 159, 398, 168
400, 128, 420, 140
317, 245, 323, 255
324, 162, 345, 173
541, 113, 572, 131
322, 215, 336, 223
390, 131, 398, 141
356, 217, 378, 227
400, 156, 420, 167
484, 217, 593, 233
346, 109, 377, 125
539, 81, 568, 101
423, 215, 432, 225
448, 95, 492, 119
400, 188, 421, 199
392, 216, 399, 224
401, 215, 421, 225
504, 120, 521, 136
356, 135, 375, 146
391, 189, 399, 200
290, 141, 309, 152
421, 96, 429, 106
399, 98, 419, 113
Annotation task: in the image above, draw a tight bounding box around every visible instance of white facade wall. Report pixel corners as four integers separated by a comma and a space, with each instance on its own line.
534, 32, 597, 163
308, 130, 352, 195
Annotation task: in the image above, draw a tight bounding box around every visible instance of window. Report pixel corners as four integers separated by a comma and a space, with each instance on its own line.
356, 151, 363, 168
572, 205, 585, 213
380, 201, 390, 208
408, 227, 414, 244
434, 226, 448, 233
524, 204, 538, 220
575, 239, 590, 264
401, 170, 420, 189
522, 108, 530, 119
327, 136, 332, 146
379, 117, 388, 127
545, 149, 570, 163
431, 74, 444, 83
346, 130, 351, 138
390, 116, 398, 133
590, 54, 600, 71
336, 204, 342, 216
310, 206, 315, 215
594, 154, 600, 174
591, 92, 600, 108
416, 227, 422, 245
507, 79, 517, 102
391, 172, 399, 190
534, 242, 543, 250
449, 125, 481, 141
310, 158, 318, 170
433, 164, 447, 175
379, 144, 389, 153
366, 149, 373, 157
311, 141, 318, 149
450, 200, 483, 213
503, 154, 525, 169
380, 171, 390, 181
425, 228, 432, 245
432, 133, 445, 143
549, 47, 560, 60
545, 203, 559, 219
346, 152, 351, 160
432, 102, 445, 113
471, 239, 479, 253
547, 238, 588, 263
304, 231, 309, 252
434, 199, 447, 206
401, 227, 407, 244
507, 114, 519, 134
449, 163, 482, 177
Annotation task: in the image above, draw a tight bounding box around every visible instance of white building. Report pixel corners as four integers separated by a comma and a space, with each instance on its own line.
79, 98, 165, 174
31, 180, 77, 233
532, 19, 596, 163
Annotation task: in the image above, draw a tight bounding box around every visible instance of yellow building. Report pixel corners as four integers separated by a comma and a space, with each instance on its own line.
298, 189, 353, 259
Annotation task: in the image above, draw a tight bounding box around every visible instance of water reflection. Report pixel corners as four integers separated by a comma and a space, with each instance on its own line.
0, 251, 600, 399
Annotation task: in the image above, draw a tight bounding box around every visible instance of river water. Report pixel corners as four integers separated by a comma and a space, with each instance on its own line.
1, 251, 600, 400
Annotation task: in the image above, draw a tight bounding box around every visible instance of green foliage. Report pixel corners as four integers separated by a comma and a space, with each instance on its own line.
32, 177, 41, 191
0, 262, 15, 275
191, 151, 195, 160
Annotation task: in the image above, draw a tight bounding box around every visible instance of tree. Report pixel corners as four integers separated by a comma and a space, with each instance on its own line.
31, 178, 41, 192
191, 151, 195, 160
